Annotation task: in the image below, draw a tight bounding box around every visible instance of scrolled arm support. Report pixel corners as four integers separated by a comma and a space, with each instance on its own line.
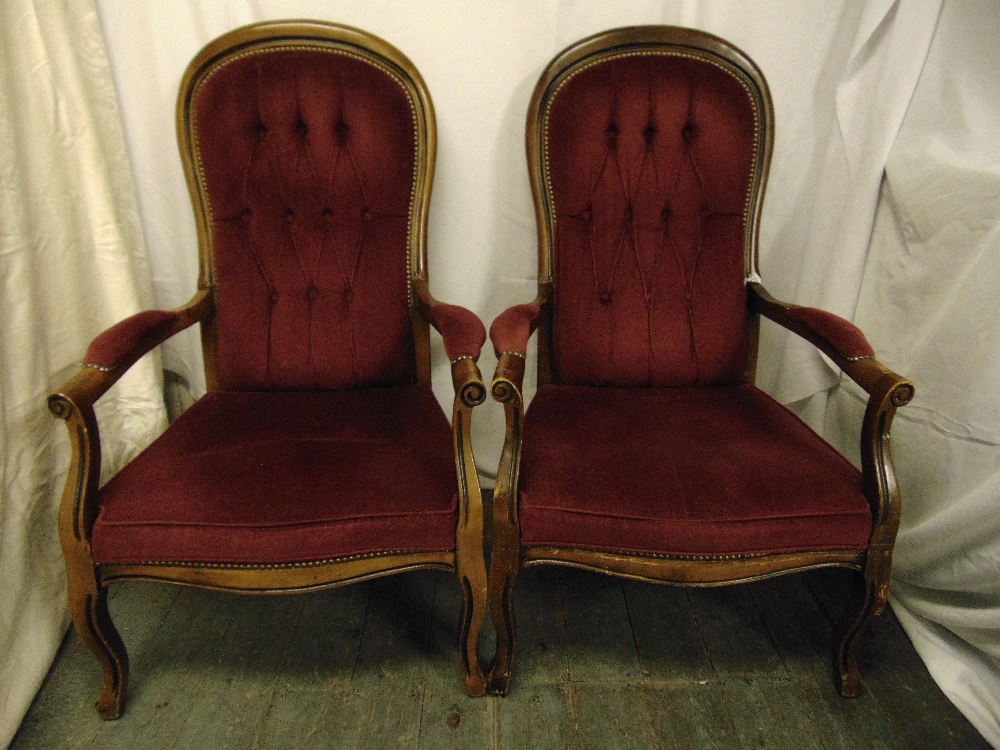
486, 341, 529, 695
451, 357, 487, 408
47, 289, 214, 543
748, 282, 914, 589
50, 289, 213, 413
492, 351, 527, 405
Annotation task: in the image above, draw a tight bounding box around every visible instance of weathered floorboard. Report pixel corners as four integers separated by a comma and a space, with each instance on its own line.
10, 569, 989, 749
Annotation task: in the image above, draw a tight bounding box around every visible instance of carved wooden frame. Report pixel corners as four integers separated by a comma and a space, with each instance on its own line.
487, 25, 914, 697
48, 20, 489, 719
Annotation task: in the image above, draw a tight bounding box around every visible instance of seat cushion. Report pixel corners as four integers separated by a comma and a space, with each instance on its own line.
518, 384, 872, 557
92, 385, 457, 566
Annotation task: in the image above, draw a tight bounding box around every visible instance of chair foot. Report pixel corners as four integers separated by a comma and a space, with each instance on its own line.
70, 583, 129, 719
485, 566, 517, 696
833, 573, 887, 698
486, 661, 512, 696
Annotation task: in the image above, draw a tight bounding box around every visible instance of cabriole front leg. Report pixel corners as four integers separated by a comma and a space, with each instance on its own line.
67, 565, 129, 719
832, 568, 888, 698
486, 359, 525, 695
50, 391, 129, 718
452, 359, 488, 696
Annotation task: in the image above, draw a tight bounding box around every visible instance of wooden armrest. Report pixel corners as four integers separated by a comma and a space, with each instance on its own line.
488, 286, 550, 395
489, 304, 543, 358
413, 278, 487, 363
48, 289, 212, 543
748, 282, 913, 402
49, 289, 212, 416
748, 282, 913, 541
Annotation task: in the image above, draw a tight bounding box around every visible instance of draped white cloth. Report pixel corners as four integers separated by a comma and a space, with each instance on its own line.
0, 2, 167, 747
825, 1, 1000, 744
4, 1, 997, 747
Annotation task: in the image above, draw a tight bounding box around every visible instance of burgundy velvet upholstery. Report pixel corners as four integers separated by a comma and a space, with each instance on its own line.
786, 306, 875, 359
489, 304, 542, 356
92, 385, 457, 565
518, 384, 872, 556
193, 49, 418, 390
425, 302, 488, 361
545, 54, 758, 386
84, 310, 179, 370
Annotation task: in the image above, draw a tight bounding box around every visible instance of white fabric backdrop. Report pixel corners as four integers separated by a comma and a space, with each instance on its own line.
5, 0, 997, 746
0, 1, 167, 748
825, 1, 1000, 744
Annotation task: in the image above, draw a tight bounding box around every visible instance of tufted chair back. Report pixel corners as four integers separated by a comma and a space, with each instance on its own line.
531, 28, 772, 387
179, 23, 431, 391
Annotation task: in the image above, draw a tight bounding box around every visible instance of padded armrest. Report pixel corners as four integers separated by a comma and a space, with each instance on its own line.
424, 302, 487, 362
784, 306, 875, 361
489, 304, 542, 357
83, 310, 180, 371
748, 282, 912, 402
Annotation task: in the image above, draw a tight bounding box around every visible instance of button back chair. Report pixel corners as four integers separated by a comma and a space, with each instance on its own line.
487, 26, 914, 697
48, 21, 490, 718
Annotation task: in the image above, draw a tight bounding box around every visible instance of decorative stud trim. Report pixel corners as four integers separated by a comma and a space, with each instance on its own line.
540, 47, 765, 282
106, 549, 445, 571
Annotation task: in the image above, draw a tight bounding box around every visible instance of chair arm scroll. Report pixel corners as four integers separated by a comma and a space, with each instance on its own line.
451, 356, 487, 408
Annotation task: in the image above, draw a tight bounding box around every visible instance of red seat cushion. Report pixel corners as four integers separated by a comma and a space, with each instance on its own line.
518, 384, 872, 557
92, 385, 457, 566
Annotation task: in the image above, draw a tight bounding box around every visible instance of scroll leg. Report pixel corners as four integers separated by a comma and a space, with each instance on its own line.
486, 521, 520, 695
458, 569, 488, 696
833, 573, 887, 697
67, 575, 128, 719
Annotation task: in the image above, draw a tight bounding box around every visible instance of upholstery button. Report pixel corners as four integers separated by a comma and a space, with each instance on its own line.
682, 122, 697, 140
240, 209, 253, 224
599, 291, 612, 304
362, 209, 373, 222
322, 208, 333, 221
581, 207, 592, 222
343, 286, 354, 304
306, 286, 318, 302
624, 205, 633, 222
296, 119, 308, 136
253, 120, 267, 139
269, 290, 279, 305
661, 205, 671, 221
644, 123, 657, 141
284, 209, 295, 223
336, 121, 349, 142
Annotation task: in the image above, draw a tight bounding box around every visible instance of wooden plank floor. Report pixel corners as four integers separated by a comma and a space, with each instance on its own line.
12, 567, 988, 749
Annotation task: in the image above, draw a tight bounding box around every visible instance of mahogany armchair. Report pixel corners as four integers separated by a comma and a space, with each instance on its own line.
48, 21, 490, 718
486, 26, 914, 697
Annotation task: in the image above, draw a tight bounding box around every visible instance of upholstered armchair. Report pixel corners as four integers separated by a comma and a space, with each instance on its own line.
486, 26, 914, 697
48, 21, 490, 718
